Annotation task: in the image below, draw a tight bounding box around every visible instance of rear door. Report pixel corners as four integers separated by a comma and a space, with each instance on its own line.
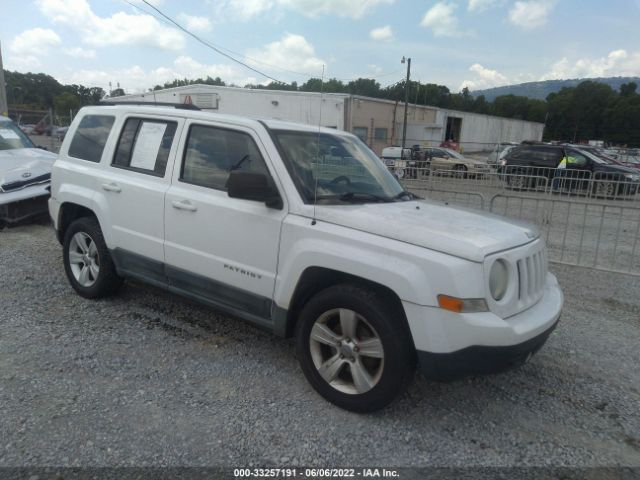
164, 121, 287, 324
97, 115, 183, 279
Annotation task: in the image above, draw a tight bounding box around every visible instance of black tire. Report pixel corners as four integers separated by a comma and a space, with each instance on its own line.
507, 169, 529, 190
592, 180, 616, 199
296, 284, 415, 413
453, 164, 467, 178
62, 217, 123, 299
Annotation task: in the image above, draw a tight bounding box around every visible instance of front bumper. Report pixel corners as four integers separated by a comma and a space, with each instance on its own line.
0, 184, 51, 224
403, 273, 563, 381
417, 318, 558, 381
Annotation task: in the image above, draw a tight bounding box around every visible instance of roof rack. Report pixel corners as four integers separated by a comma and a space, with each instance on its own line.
98, 101, 201, 111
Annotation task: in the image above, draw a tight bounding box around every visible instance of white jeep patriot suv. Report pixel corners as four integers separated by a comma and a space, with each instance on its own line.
49, 103, 563, 412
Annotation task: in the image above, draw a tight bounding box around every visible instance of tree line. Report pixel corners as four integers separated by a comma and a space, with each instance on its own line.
4, 69, 639, 146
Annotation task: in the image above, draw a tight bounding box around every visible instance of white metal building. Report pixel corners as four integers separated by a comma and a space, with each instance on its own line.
111, 84, 544, 154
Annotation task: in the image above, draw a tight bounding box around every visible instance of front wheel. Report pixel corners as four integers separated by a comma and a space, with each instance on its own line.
63, 217, 123, 299
296, 284, 415, 412
592, 180, 616, 198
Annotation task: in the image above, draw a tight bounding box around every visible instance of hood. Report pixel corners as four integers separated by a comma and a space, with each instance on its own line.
0, 148, 56, 188
315, 199, 539, 262
594, 162, 638, 175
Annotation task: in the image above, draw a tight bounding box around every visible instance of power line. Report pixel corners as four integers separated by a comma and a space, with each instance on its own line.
124, 0, 407, 85
139, 0, 287, 84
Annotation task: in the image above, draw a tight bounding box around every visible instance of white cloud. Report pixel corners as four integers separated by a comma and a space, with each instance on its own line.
467, 0, 502, 12
177, 13, 212, 32
277, 0, 393, 18
540, 50, 640, 80
36, 0, 185, 51
460, 63, 509, 90
64, 47, 96, 59
246, 33, 324, 75
367, 64, 383, 74
58, 56, 259, 93
508, 0, 555, 30
370, 26, 393, 41
9, 28, 61, 57
420, 2, 463, 37
221, 0, 275, 20
221, 0, 392, 20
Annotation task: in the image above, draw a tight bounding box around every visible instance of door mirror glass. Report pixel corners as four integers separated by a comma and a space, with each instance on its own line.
226, 171, 282, 208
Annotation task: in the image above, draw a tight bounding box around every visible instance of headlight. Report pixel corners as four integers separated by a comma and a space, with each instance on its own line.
489, 259, 509, 301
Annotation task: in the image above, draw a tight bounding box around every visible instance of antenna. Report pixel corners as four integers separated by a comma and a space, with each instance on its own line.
311, 64, 325, 226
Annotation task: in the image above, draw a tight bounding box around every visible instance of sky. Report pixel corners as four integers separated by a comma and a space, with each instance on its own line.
2, 0, 640, 95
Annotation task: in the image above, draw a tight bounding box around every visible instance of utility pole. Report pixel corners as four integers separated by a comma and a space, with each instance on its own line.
401, 56, 411, 150
0, 41, 9, 117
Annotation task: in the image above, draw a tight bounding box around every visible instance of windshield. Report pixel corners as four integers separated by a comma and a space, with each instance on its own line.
272, 130, 407, 204
578, 148, 615, 165
444, 148, 465, 159
0, 120, 36, 150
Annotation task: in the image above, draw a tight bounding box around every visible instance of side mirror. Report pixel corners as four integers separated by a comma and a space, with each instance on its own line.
226, 171, 282, 209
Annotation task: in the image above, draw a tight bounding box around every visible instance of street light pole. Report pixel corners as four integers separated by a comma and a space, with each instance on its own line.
401, 56, 411, 151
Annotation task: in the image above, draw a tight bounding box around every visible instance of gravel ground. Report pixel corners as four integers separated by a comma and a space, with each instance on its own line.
0, 222, 639, 468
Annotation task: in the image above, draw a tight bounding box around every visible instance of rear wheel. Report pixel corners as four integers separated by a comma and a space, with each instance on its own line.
452, 164, 467, 178
296, 284, 415, 412
63, 217, 123, 298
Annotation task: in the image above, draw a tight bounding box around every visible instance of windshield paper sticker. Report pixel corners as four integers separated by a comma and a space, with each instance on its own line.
0, 129, 21, 140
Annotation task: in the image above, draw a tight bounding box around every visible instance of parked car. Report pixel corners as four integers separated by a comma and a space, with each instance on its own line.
614, 156, 640, 172
487, 142, 518, 166
424, 147, 491, 178
500, 144, 640, 196
380, 146, 416, 179
49, 104, 563, 412
19, 124, 36, 135
0, 115, 57, 227
54, 126, 69, 141
33, 122, 55, 136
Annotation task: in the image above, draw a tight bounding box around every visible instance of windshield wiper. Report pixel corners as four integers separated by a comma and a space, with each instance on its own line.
393, 190, 417, 200
338, 192, 392, 203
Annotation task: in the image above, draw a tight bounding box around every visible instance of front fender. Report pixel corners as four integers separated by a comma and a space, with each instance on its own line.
274, 215, 485, 308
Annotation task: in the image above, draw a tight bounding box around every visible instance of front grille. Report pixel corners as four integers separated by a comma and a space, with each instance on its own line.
0, 173, 51, 192
516, 248, 547, 306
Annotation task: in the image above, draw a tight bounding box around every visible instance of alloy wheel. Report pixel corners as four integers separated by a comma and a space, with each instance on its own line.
309, 308, 385, 395
68, 232, 100, 287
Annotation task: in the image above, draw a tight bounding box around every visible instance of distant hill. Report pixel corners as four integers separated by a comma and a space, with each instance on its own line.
472, 77, 640, 101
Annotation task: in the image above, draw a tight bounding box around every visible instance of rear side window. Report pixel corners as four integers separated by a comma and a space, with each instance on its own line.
180, 124, 268, 191
68, 115, 115, 163
538, 148, 562, 166
112, 118, 177, 176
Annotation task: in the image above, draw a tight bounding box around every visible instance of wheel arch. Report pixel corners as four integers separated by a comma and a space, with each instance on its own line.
276, 266, 415, 350
56, 202, 99, 244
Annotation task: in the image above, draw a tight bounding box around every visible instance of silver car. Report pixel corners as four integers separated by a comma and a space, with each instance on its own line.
0, 116, 57, 228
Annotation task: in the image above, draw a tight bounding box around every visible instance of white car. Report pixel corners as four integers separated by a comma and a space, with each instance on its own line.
48, 104, 563, 412
0, 115, 57, 227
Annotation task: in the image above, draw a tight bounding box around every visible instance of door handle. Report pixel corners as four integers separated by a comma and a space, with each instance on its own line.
172, 200, 197, 212
101, 182, 121, 193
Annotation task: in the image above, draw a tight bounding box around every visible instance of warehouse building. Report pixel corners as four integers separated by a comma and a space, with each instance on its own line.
111, 84, 544, 154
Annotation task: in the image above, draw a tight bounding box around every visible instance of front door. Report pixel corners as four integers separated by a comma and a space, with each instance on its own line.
164, 121, 287, 324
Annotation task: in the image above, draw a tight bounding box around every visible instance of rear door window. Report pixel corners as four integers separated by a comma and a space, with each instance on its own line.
112, 118, 178, 177
68, 115, 115, 163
